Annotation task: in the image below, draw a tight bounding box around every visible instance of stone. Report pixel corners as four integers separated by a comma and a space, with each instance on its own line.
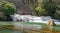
8, 0, 37, 15
47, 19, 56, 26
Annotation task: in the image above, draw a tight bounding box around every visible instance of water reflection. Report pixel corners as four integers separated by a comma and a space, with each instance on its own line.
0, 24, 60, 33
14, 23, 42, 30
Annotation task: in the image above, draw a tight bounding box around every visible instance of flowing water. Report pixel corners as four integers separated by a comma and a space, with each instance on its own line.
0, 15, 60, 33
0, 22, 60, 33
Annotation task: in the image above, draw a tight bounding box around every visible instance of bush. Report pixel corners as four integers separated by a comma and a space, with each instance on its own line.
0, 12, 6, 21
35, 0, 49, 16
35, 0, 56, 16
35, 7, 49, 16
2, 2, 16, 21
0, 16, 6, 21
2, 3, 16, 15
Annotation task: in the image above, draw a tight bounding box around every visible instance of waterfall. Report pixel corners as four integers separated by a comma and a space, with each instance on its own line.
10, 14, 60, 22
10, 14, 60, 32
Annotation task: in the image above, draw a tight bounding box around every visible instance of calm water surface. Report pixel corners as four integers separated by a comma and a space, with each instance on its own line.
0, 23, 60, 33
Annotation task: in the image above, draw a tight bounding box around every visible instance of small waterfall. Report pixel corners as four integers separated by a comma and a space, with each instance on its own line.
10, 14, 60, 30
10, 14, 31, 22
10, 14, 60, 24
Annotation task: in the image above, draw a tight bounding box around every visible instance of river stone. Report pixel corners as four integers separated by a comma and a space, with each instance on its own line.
47, 19, 56, 26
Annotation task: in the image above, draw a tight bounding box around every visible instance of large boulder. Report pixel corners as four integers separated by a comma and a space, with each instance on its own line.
46, 19, 56, 26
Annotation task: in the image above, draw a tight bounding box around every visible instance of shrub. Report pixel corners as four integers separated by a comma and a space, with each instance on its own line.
2, 3, 16, 15
2, 2, 16, 21
0, 12, 6, 21
0, 16, 6, 21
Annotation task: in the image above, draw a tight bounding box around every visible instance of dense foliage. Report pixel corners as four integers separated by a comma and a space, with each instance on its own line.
35, 0, 49, 16
35, 0, 56, 16
0, 0, 60, 21
35, 0, 60, 20
2, 2, 16, 21
54, 5, 60, 20
2, 3, 16, 15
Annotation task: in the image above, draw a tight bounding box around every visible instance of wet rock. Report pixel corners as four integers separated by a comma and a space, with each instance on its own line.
47, 19, 56, 26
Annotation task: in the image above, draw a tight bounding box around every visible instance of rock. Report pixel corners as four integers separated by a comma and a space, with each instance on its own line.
8, 0, 37, 15
47, 19, 56, 26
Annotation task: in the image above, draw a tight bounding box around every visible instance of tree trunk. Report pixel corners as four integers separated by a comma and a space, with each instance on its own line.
6, 15, 12, 21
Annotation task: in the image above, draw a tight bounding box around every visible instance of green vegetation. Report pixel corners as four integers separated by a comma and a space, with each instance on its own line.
34, 0, 60, 20
2, 3, 16, 15
0, 0, 16, 21
0, 15, 6, 21
54, 5, 60, 20
2, 2, 16, 21
35, 0, 49, 16
35, 0, 56, 16
0, 0, 60, 21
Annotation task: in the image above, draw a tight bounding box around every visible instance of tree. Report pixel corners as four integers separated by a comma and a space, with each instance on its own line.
2, 3, 16, 21
34, 0, 57, 17
42, 0, 57, 17
54, 5, 60, 20
35, 0, 49, 16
